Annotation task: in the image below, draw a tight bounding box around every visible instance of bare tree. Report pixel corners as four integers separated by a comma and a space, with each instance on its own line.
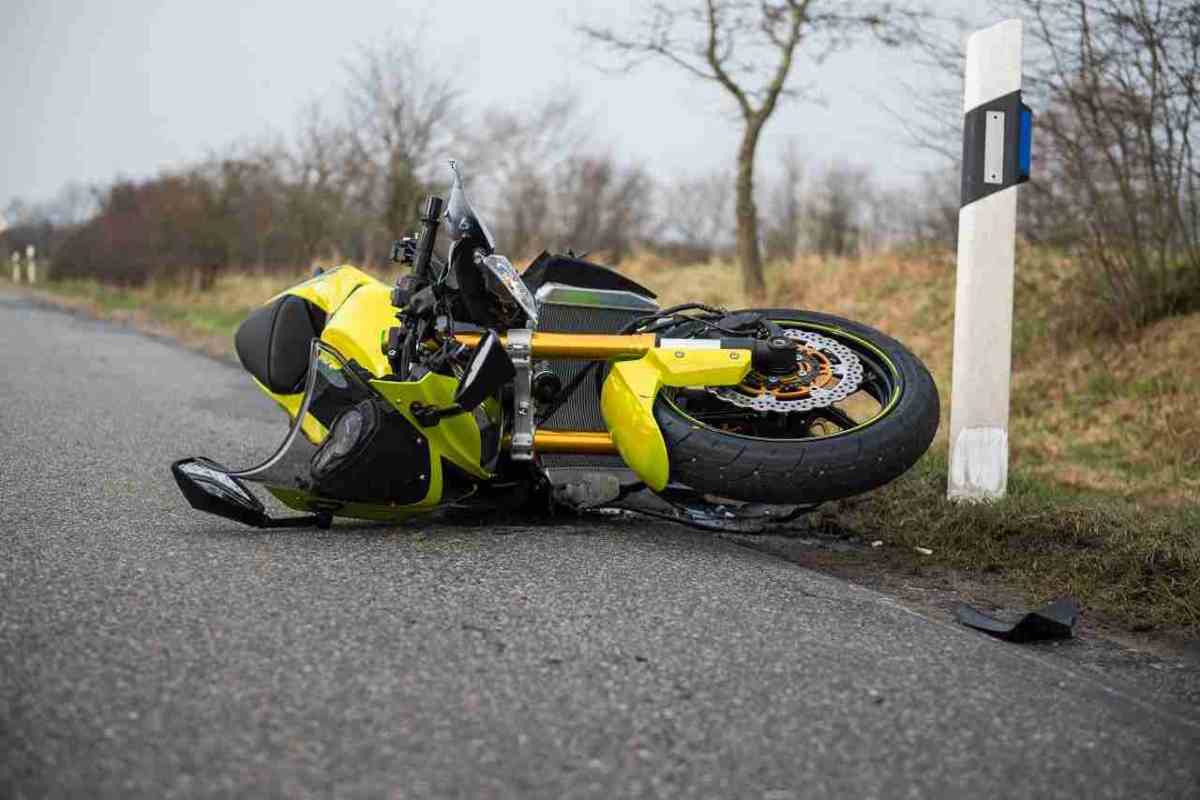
595, 162, 656, 262
805, 160, 872, 257
343, 35, 460, 264
464, 94, 590, 257
763, 140, 804, 261
580, 1, 924, 295
2, 183, 97, 232
659, 169, 734, 258
889, 166, 959, 245
1017, 0, 1200, 330
285, 102, 354, 264
549, 154, 654, 262
44, 181, 98, 228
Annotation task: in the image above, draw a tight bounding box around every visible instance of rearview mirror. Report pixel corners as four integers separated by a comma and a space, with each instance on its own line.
454, 330, 515, 412
172, 458, 270, 528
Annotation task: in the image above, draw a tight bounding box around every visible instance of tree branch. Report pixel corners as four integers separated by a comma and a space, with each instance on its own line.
705, 0, 754, 118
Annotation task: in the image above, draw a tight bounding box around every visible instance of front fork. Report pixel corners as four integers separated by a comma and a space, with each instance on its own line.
505, 329, 535, 461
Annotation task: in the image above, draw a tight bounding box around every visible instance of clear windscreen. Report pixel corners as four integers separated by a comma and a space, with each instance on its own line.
445, 160, 496, 250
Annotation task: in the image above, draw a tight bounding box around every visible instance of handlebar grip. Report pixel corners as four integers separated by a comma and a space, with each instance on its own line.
412, 195, 445, 283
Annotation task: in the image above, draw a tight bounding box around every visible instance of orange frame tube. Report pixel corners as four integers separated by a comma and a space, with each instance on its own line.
453, 331, 657, 360
530, 430, 617, 454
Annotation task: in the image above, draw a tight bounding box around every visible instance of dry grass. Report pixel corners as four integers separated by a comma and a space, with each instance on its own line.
833, 451, 1200, 632
40, 271, 305, 359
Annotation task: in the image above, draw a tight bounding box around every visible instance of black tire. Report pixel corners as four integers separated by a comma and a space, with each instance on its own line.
653, 309, 939, 504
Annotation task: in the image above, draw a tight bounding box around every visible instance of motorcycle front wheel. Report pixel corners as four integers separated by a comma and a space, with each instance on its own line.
653, 309, 939, 504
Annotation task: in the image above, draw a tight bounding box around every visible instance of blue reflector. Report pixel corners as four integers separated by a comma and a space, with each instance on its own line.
1018, 105, 1033, 179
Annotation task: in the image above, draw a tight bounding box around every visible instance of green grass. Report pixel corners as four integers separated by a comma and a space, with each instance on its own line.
151, 304, 246, 334
1084, 371, 1120, 399
834, 451, 1200, 632
53, 281, 144, 313
55, 281, 245, 336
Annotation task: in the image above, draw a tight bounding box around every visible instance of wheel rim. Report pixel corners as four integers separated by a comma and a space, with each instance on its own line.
661, 320, 904, 442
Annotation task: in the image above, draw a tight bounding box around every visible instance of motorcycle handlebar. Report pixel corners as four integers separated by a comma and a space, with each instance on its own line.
412, 195, 445, 283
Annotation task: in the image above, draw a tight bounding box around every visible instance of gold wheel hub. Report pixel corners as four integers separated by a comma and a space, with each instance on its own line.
735, 346, 835, 401
708, 328, 864, 412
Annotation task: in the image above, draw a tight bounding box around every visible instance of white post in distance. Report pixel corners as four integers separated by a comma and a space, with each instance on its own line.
948, 19, 1032, 501
10, 252, 18, 283
25, 245, 36, 284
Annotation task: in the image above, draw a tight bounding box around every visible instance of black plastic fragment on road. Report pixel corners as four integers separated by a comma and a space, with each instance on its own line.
955, 597, 1081, 643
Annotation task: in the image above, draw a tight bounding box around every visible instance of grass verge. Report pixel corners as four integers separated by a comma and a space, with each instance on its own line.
830, 451, 1200, 635
29, 274, 293, 359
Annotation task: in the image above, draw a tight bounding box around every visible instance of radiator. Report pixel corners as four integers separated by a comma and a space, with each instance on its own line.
534, 283, 658, 472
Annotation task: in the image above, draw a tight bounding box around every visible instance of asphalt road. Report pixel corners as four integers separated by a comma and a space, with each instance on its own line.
2, 288, 1198, 799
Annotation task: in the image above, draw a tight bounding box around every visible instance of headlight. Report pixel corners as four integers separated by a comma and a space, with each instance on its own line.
311, 406, 366, 477
478, 253, 539, 327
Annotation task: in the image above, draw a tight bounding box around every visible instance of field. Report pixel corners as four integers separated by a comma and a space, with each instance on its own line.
20, 247, 1200, 635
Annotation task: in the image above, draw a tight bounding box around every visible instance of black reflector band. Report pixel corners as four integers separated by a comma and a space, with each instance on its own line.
961, 89, 1032, 207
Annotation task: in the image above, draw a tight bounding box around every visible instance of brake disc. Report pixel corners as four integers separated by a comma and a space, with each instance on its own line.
708, 329, 864, 412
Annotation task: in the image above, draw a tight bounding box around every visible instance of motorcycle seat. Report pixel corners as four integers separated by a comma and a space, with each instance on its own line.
235, 294, 327, 394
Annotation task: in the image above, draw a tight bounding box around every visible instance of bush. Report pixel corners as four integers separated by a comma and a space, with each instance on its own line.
1020, 0, 1200, 332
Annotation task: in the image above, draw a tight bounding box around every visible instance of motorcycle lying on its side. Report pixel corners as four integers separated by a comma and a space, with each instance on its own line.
172, 161, 939, 532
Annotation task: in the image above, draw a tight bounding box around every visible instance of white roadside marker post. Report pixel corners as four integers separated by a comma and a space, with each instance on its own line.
10, 252, 18, 283
25, 245, 36, 284
948, 19, 1033, 501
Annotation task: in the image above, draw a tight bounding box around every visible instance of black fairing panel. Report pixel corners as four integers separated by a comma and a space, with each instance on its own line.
521, 252, 656, 299
235, 295, 327, 394
309, 398, 431, 504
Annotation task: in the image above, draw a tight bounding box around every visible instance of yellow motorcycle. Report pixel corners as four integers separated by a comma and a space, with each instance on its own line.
173, 162, 938, 531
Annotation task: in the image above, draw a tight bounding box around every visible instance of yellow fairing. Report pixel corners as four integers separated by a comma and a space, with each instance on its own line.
600, 348, 750, 491
319, 282, 397, 377
286, 264, 397, 379
245, 265, 494, 521
255, 265, 394, 435
370, 374, 492, 481
265, 488, 436, 522
273, 264, 380, 316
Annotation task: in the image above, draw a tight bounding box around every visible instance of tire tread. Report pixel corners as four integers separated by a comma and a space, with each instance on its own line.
653, 309, 940, 504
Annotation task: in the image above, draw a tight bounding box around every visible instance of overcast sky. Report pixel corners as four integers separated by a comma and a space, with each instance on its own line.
1, 0, 984, 208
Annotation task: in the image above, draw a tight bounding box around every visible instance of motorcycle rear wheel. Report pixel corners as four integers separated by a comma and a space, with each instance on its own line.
653, 309, 939, 504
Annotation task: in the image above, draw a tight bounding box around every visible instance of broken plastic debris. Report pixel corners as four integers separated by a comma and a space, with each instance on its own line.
870, 540, 884, 548
608, 488, 811, 533
955, 597, 1080, 643
915, 546, 933, 555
